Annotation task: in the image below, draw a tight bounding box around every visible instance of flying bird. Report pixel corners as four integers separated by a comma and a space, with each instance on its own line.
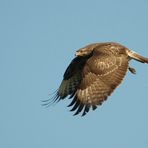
43, 42, 148, 116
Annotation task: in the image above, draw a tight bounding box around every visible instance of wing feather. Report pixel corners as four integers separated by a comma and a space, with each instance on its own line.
69, 54, 129, 115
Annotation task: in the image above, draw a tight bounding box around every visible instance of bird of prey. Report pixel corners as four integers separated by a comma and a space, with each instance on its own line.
43, 42, 148, 116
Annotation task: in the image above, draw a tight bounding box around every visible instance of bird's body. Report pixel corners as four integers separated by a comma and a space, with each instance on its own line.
43, 42, 148, 116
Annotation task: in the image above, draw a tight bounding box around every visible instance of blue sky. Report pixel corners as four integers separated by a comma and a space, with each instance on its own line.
0, 0, 148, 148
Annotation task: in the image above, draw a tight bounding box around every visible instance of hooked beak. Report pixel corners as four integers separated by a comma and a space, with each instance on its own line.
75, 51, 81, 57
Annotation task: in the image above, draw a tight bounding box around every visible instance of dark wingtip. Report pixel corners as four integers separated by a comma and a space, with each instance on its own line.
81, 105, 90, 116
92, 105, 97, 110
73, 103, 84, 116
41, 92, 60, 108
70, 100, 80, 112
67, 97, 77, 107
68, 96, 92, 116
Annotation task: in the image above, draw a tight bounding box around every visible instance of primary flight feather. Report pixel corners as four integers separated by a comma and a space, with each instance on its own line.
43, 42, 148, 116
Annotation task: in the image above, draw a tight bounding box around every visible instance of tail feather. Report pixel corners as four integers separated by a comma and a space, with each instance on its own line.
127, 50, 148, 64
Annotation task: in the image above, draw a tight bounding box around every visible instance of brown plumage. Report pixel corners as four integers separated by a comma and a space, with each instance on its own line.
43, 42, 148, 116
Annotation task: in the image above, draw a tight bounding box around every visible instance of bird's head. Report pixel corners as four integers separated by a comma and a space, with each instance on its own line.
75, 45, 94, 57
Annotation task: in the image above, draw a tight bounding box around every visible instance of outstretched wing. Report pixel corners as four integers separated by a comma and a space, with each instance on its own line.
42, 55, 91, 107
68, 52, 129, 116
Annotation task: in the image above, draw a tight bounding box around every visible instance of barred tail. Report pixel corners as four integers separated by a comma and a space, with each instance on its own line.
127, 50, 148, 64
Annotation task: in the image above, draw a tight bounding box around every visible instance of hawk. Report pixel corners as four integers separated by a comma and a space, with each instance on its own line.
43, 42, 148, 116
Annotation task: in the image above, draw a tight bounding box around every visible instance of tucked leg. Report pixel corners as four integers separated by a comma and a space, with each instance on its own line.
129, 67, 136, 74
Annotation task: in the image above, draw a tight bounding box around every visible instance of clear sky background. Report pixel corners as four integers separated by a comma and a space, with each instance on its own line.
0, 0, 148, 148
